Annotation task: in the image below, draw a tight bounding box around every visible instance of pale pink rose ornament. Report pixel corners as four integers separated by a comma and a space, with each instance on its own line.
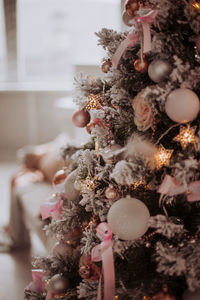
132, 87, 154, 131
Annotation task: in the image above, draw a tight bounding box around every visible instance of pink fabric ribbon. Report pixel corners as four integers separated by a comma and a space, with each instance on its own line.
45, 291, 54, 300
112, 30, 139, 69
40, 196, 63, 220
136, 9, 158, 53
91, 223, 115, 300
112, 8, 157, 69
158, 174, 200, 202
28, 269, 45, 293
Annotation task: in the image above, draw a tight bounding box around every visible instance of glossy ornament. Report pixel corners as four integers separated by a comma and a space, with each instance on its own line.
72, 110, 90, 128
148, 60, 172, 83
52, 241, 73, 257
125, 0, 139, 17
182, 289, 200, 300
107, 197, 150, 240
79, 254, 100, 281
165, 88, 200, 123
134, 57, 148, 73
105, 187, 118, 201
122, 11, 134, 26
48, 274, 69, 293
53, 170, 67, 186
102, 60, 112, 73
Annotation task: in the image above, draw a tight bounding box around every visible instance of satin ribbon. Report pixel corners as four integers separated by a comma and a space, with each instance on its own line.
112, 8, 157, 69
40, 195, 63, 220
91, 223, 115, 300
28, 269, 45, 293
112, 30, 139, 69
46, 291, 54, 300
136, 9, 158, 53
158, 174, 200, 202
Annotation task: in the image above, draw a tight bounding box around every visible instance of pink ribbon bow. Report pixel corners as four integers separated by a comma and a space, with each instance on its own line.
91, 223, 115, 300
112, 30, 139, 69
40, 195, 63, 220
28, 269, 45, 293
136, 8, 158, 53
158, 174, 200, 202
112, 8, 157, 69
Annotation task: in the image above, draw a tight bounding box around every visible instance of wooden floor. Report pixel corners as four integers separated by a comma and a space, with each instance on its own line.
0, 162, 46, 300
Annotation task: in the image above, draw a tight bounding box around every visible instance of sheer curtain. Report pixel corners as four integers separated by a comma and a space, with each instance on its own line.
17, 0, 121, 83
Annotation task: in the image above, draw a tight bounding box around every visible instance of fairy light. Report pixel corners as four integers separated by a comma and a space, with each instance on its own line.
80, 175, 99, 192
191, 0, 200, 12
154, 145, 173, 169
173, 125, 198, 150
85, 94, 102, 110
130, 180, 145, 190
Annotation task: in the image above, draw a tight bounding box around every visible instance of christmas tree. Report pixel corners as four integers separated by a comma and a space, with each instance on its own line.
25, 1, 200, 299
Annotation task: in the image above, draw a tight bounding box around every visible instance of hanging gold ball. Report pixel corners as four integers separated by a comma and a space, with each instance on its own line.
102, 60, 112, 73
79, 255, 100, 281
105, 187, 118, 201
125, 0, 140, 17
134, 56, 148, 73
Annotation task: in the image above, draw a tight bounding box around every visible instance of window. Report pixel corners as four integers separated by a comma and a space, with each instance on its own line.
17, 0, 121, 82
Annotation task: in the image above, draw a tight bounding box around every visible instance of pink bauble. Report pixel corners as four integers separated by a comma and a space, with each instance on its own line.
72, 110, 90, 128
196, 36, 200, 54
165, 88, 200, 123
52, 242, 73, 257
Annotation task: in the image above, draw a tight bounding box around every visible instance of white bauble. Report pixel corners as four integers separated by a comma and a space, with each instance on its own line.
165, 88, 200, 123
64, 169, 79, 204
148, 60, 172, 83
107, 197, 150, 240
182, 289, 200, 300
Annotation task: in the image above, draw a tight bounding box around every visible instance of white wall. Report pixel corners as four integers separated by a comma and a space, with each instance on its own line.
0, 90, 83, 160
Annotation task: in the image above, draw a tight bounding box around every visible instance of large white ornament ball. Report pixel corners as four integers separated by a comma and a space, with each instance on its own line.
165, 88, 200, 123
107, 197, 150, 240
64, 169, 80, 204
148, 60, 172, 83
183, 289, 200, 300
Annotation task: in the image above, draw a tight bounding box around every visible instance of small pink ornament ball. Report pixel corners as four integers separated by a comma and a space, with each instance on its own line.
72, 110, 91, 128
165, 88, 200, 123
107, 197, 150, 240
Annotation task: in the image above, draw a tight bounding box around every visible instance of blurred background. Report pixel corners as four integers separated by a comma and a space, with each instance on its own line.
0, 1, 123, 299
0, 0, 123, 159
